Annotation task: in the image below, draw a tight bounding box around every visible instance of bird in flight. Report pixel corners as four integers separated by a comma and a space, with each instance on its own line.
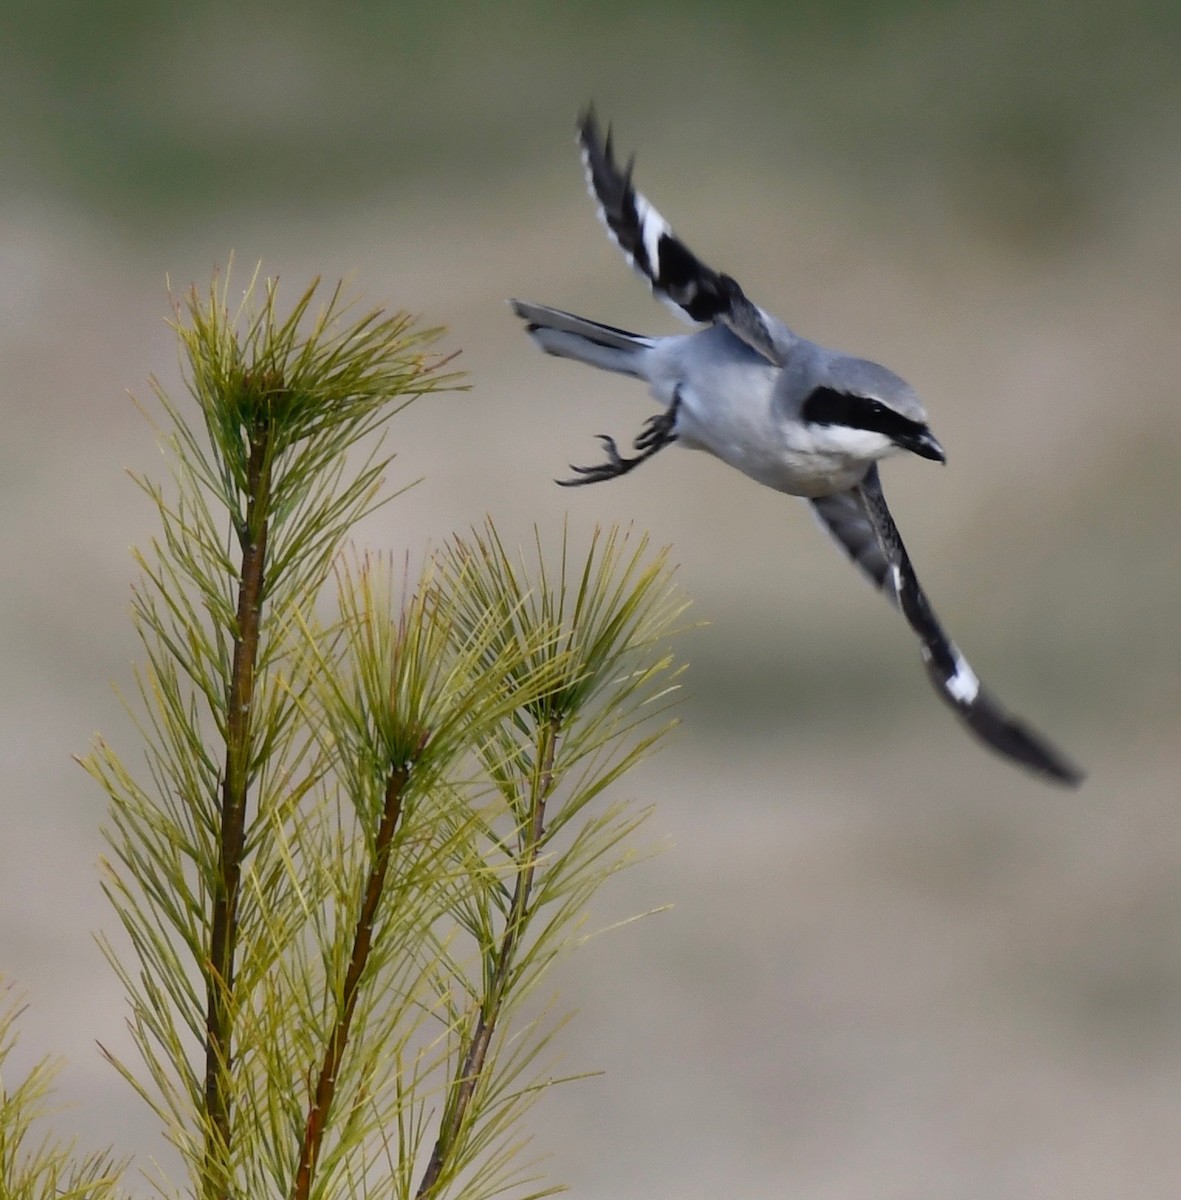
510, 109, 1082, 787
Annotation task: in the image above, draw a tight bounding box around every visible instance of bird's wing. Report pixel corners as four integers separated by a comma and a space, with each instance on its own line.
578, 108, 790, 368
811, 466, 1083, 786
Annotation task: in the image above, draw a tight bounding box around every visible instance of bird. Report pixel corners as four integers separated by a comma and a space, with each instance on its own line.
510, 109, 1083, 787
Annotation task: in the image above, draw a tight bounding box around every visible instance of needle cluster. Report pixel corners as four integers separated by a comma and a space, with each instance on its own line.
76, 267, 686, 1200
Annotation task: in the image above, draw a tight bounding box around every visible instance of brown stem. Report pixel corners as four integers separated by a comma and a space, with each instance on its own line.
203, 428, 272, 1198
292, 761, 411, 1200
415, 719, 558, 1200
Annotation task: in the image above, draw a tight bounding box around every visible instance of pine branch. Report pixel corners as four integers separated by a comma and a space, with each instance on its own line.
415, 717, 559, 1200
293, 753, 412, 1200
204, 411, 273, 1195
86, 266, 459, 1197
83, 266, 688, 1200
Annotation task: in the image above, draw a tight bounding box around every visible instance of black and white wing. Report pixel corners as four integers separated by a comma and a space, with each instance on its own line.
811, 466, 1083, 786
577, 108, 791, 368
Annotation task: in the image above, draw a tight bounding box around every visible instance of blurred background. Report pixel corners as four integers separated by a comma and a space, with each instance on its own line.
1, 2, 1179, 1196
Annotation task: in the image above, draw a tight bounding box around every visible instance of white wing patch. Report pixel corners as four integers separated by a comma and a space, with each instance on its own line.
946, 654, 981, 704
637, 194, 669, 279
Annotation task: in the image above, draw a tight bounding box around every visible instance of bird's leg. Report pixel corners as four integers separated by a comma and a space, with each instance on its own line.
556, 392, 680, 487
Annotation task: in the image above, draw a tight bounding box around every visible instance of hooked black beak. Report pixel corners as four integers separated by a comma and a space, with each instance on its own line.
897, 427, 946, 464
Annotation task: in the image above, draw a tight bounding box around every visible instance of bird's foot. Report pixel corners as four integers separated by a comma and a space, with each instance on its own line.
556, 400, 679, 488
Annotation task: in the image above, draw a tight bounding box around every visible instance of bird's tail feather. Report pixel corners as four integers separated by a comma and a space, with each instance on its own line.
510, 299, 652, 378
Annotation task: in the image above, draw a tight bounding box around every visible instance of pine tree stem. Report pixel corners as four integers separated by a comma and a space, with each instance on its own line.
415, 718, 558, 1200
292, 760, 411, 1200
204, 427, 272, 1199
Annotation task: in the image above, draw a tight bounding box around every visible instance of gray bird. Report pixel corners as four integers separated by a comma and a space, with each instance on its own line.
511, 110, 1082, 787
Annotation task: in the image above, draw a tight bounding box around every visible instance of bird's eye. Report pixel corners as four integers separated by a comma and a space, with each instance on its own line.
801, 387, 856, 426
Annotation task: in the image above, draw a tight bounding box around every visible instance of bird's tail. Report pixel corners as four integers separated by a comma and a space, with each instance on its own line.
510, 299, 653, 378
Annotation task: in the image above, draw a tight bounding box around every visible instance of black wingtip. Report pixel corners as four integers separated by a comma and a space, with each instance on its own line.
979, 714, 1086, 788
935, 670, 1086, 788
578, 104, 602, 150
578, 106, 629, 192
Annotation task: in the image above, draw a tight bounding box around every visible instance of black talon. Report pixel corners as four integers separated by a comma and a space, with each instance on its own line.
555, 395, 681, 488
633, 408, 676, 452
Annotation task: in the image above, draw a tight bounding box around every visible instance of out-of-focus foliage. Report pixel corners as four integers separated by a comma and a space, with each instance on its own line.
3, 0, 1179, 244
0, 985, 128, 1199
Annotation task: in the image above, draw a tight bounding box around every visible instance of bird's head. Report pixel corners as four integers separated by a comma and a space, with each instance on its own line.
799, 356, 946, 465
